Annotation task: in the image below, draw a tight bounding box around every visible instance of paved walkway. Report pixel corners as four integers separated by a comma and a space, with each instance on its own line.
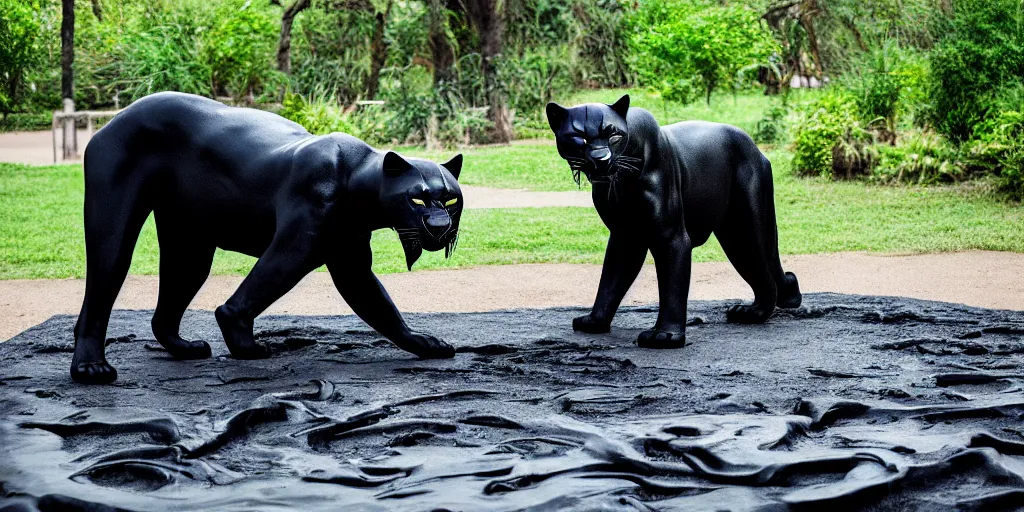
3, 251, 1022, 340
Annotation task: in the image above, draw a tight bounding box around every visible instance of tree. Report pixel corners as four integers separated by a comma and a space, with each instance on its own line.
366, 0, 393, 99
428, 0, 456, 87
0, 0, 43, 116
61, 0, 76, 159
462, 0, 513, 142
632, 1, 779, 104
272, 0, 312, 75
61, 0, 75, 103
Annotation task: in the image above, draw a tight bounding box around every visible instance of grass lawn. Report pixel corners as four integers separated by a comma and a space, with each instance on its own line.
2, 151, 1022, 279
405, 88, 820, 192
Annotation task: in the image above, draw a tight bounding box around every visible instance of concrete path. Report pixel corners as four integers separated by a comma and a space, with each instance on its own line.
3, 250, 1022, 340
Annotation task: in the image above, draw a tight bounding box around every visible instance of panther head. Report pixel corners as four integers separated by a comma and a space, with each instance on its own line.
380, 151, 464, 270
545, 94, 641, 186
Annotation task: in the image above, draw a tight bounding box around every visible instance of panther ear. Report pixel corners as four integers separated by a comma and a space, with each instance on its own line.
383, 151, 411, 176
608, 94, 630, 120
546, 102, 568, 133
442, 154, 463, 180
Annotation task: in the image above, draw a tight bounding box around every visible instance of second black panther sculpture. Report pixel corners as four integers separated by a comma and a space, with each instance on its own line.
73, 92, 462, 384
546, 95, 802, 348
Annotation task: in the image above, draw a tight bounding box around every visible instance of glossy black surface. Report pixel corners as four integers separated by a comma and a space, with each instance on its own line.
3, 294, 1024, 511
72, 92, 461, 384
547, 95, 802, 347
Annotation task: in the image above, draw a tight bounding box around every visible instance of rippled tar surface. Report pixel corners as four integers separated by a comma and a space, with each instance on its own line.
1, 293, 1024, 511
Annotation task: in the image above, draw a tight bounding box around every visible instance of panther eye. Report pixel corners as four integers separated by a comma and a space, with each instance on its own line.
411, 198, 425, 206
444, 198, 458, 206
609, 134, 624, 145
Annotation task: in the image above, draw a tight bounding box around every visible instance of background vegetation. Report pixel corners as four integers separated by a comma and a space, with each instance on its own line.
1, 0, 1022, 281
5, 0, 1023, 198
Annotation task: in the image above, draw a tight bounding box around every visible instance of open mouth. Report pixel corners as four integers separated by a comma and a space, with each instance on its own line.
395, 228, 459, 270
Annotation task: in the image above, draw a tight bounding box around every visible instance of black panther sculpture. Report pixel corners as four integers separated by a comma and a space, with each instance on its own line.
72, 92, 461, 384
546, 95, 801, 349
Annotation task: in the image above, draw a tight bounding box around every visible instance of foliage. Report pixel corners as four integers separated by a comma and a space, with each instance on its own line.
565, 0, 633, 87
101, 2, 214, 104
0, 0, 44, 114
289, 7, 375, 104
840, 43, 904, 130
278, 92, 358, 136
629, 0, 779, 104
379, 66, 491, 146
872, 130, 963, 185
754, 101, 788, 145
792, 91, 864, 177
203, 1, 282, 102
927, 0, 1024, 142
962, 110, 1024, 199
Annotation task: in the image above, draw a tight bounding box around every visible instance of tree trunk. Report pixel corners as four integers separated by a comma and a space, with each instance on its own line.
464, 0, 513, 143
429, 0, 455, 87
366, 1, 392, 100
799, 0, 824, 80
61, 0, 75, 101
277, 0, 311, 75
840, 16, 868, 52
61, 0, 76, 159
90, 0, 102, 21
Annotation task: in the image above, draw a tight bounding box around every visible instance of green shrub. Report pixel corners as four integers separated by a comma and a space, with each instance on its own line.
753, 102, 788, 145
107, 3, 214, 103
203, 1, 282, 103
928, 0, 1024, 142
872, 131, 963, 185
0, 111, 51, 132
963, 110, 1024, 199
0, 0, 44, 114
629, 0, 778, 104
278, 92, 358, 137
792, 91, 866, 177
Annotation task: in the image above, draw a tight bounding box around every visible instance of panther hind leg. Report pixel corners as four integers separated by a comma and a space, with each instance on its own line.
151, 210, 216, 360
715, 159, 788, 324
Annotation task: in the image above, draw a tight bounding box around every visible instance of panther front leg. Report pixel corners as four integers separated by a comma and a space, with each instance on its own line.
326, 237, 455, 359
637, 230, 692, 349
215, 220, 322, 359
574, 231, 648, 334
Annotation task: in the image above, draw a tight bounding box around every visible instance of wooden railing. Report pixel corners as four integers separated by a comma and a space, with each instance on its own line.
51, 108, 122, 163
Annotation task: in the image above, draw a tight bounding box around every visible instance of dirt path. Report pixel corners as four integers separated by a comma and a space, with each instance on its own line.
3, 250, 1022, 340
1, 130, 591, 208
0, 129, 92, 166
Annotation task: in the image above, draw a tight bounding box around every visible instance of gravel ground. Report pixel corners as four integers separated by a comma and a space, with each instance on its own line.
2, 251, 1022, 341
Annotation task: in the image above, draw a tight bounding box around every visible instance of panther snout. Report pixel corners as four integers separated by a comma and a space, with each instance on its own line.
588, 147, 611, 162
423, 212, 452, 240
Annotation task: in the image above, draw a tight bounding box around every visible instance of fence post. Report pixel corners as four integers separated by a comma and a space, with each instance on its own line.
62, 99, 76, 160
86, 115, 94, 150
52, 112, 59, 163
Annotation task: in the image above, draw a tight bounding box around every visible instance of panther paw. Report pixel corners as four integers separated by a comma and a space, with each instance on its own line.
401, 333, 456, 359
573, 314, 611, 334
162, 339, 213, 360
725, 304, 773, 324
71, 360, 118, 385
227, 342, 272, 360
636, 329, 686, 349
